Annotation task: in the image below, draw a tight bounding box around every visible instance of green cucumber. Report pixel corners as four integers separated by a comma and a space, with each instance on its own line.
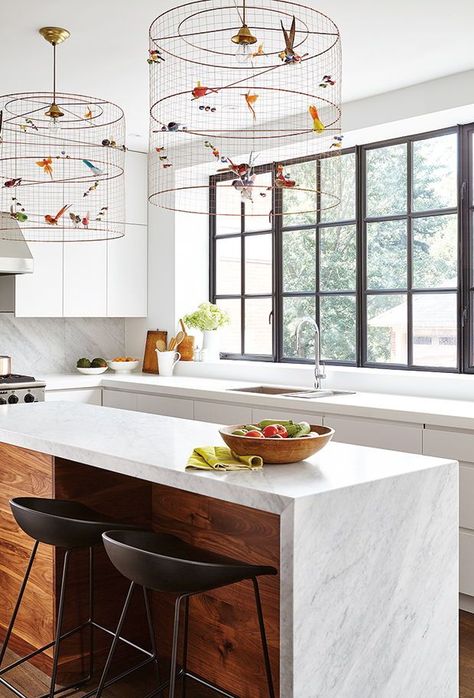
257, 419, 294, 429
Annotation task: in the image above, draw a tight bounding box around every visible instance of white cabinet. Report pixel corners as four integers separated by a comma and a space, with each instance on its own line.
460, 531, 474, 596
63, 242, 107, 317
251, 407, 323, 427
327, 414, 423, 454
15, 242, 63, 317
194, 400, 252, 425
103, 389, 138, 411
107, 225, 147, 317
125, 151, 147, 225
136, 393, 193, 419
45, 388, 102, 405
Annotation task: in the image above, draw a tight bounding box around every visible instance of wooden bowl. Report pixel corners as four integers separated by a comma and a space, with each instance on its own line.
219, 424, 335, 464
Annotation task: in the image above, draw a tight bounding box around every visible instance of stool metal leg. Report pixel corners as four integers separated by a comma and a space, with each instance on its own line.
48, 549, 71, 698
95, 581, 136, 698
252, 577, 275, 698
169, 595, 186, 698
182, 596, 190, 698
0, 540, 39, 668
143, 587, 164, 698
87, 546, 94, 681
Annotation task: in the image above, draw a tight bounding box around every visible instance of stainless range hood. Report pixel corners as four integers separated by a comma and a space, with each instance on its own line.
0, 213, 34, 313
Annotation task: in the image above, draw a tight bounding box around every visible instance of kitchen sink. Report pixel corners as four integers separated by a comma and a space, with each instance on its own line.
228, 386, 356, 398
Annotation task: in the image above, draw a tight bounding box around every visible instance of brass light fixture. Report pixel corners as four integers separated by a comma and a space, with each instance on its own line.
39, 27, 71, 122
231, 1, 257, 46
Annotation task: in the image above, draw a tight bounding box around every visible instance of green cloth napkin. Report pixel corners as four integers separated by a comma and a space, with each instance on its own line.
186, 446, 263, 471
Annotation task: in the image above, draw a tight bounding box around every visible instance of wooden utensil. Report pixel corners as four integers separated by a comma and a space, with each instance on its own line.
168, 330, 185, 352
177, 335, 195, 361
155, 339, 166, 352
179, 319, 187, 335
143, 330, 168, 374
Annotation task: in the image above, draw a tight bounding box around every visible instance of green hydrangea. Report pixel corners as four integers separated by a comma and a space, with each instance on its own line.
183, 302, 230, 331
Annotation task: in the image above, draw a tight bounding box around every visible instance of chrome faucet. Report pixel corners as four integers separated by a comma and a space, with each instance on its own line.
295, 316, 326, 390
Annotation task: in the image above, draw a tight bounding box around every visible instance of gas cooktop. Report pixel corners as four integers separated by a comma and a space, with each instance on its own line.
0, 374, 36, 384
0, 375, 46, 404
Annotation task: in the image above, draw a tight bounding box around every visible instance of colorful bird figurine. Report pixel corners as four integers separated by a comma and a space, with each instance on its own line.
218, 158, 251, 178
275, 164, 296, 188
3, 178, 22, 188
10, 203, 28, 222
69, 212, 81, 228
204, 141, 221, 160
95, 206, 108, 221
248, 43, 265, 59
319, 75, 336, 88
25, 118, 38, 131
192, 81, 219, 100
279, 16, 307, 64
161, 122, 187, 132
36, 157, 53, 179
148, 49, 164, 64
82, 159, 103, 176
243, 91, 259, 121
309, 105, 325, 133
84, 106, 93, 120
82, 212, 90, 229
330, 135, 344, 149
44, 204, 70, 226
232, 174, 257, 202
83, 180, 99, 198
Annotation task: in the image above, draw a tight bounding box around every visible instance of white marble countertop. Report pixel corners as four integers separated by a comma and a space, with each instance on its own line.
41, 372, 474, 431
0, 401, 453, 514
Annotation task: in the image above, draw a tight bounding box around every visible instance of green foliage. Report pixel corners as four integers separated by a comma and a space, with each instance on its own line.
184, 302, 230, 331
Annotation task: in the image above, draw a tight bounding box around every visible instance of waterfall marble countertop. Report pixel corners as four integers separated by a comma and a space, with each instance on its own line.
0, 400, 455, 514
42, 371, 474, 431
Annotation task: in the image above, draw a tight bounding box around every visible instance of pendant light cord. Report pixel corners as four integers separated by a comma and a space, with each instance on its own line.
52, 42, 57, 103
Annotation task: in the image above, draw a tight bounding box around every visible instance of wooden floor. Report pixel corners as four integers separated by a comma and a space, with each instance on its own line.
2, 612, 474, 697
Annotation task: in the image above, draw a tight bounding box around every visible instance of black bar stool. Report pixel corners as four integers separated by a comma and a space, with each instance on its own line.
0, 497, 157, 698
95, 529, 277, 698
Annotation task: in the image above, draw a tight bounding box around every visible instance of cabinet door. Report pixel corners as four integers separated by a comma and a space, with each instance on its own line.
460, 464, 474, 531
251, 407, 323, 427
194, 400, 252, 425
460, 531, 474, 596
45, 388, 102, 405
15, 242, 63, 317
63, 241, 107, 317
136, 393, 193, 419
107, 225, 147, 317
103, 389, 138, 411
327, 414, 422, 454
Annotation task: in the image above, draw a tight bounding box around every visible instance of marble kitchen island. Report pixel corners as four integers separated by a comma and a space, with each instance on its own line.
0, 402, 458, 698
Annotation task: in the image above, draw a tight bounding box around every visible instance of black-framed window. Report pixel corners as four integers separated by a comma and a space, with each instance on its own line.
210, 125, 472, 373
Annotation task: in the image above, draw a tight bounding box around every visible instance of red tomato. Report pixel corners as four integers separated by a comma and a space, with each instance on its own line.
275, 424, 288, 438
262, 425, 279, 438
245, 430, 264, 438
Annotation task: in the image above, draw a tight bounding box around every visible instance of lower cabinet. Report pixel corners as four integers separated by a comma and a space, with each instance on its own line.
103, 389, 138, 411
327, 414, 423, 454
135, 393, 193, 419
193, 400, 252, 425
251, 407, 323, 426
45, 388, 102, 405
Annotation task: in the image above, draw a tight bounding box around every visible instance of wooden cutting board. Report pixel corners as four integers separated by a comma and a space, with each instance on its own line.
142, 330, 168, 374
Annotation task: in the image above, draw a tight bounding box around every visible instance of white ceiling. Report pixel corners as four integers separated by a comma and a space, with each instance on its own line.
1, 0, 473, 150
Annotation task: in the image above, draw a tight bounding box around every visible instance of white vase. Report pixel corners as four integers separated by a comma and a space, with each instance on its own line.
201, 329, 220, 362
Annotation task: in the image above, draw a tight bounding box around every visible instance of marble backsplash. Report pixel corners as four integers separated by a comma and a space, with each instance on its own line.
0, 316, 126, 376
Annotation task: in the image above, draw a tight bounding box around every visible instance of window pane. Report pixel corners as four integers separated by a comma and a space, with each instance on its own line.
217, 299, 241, 354
366, 144, 407, 217
367, 220, 407, 290
412, 214, 458, 289
282, 161, 316, 227
245, 234, 272, 295
412, 293, 457, 367
282, 229, 316, 292
215, 180, 241, 235
282, 296, 316, 358
321, 152, 356, 223
320, 225, 356, 291
244, 298, 273, 355
243, 173, 273, 232
320, 296, 356, 362
413, 134, 457, 211
215, 237, 241, 295
367, 294, 408, 364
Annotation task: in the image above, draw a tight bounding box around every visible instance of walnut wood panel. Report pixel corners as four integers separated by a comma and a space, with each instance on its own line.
0, 442, 54, 670
151, 484, 280, 698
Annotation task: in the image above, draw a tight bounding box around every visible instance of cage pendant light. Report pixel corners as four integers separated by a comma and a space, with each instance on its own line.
0, 27, 126, 242
148, 0, 342, 220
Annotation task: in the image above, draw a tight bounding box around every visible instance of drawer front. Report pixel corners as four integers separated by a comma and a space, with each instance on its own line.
136, 393, 194, 419
251, 407, 323, 427
46, 388, 102, 405
460, 530, 474, 596
423, 427, 474, 463
103, 389, 138, 411
460, 463, 474, 530
327, 415, 422, 454
194, 400, 252, 426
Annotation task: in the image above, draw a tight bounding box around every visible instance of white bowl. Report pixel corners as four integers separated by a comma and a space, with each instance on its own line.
76, 366, 108, 375
107, 360, 140, 373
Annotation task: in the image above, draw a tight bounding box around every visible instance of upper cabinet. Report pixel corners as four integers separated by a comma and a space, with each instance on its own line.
14, 151, 148, 318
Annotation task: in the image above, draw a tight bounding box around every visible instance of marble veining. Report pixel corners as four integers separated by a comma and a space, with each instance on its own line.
0, 316, 125, 374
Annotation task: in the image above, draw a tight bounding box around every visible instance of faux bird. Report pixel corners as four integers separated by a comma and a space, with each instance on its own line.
83, 180, 99, 197
82, 159, 103, 176
44, 204, 70, 226
36, 157, 53, 179
242, 91, 259, 121
148, 49, 164, 64
95, 206, 108, 221
192, 81, 219, 100
69, 212, 81, 228
84, 106, 93, 119
232, 174, 256, 202
161, 122, 187, 132
309, 105, 325, 133
25, 118, 38, 131
204, 141, 221, 160
218, 158, 251, 178
248, 43, 265, 59
82, 212, 90, 229
279, 16, 307, 64
330, 135, 344, 149
319, 75, 336, 88
275, 164, 296, 188
3, 178, 22, 188
9, 203, 27, 222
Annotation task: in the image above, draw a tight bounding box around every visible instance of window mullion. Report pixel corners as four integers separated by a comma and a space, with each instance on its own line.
407, 141, 413, 368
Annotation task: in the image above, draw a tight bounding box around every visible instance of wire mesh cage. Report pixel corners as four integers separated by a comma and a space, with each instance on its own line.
149, 0, 342, 219
0, 92, 125, 241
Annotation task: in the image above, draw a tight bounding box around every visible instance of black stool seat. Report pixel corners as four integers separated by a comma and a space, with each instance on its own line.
103, 530, 277, 594
11, 497, 139, 549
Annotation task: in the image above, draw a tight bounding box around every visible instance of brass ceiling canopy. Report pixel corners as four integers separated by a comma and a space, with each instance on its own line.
39, 26, 70, 45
